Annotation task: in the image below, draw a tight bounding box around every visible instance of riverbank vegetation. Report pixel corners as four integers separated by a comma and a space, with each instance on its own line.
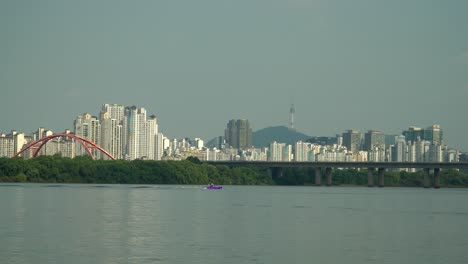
0, 156, 467, 187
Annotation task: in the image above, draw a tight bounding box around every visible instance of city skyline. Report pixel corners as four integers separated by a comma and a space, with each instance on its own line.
0, 103, 457, 150
0, 102, 461, 166
1, 1, 467, 151
0, 102, 462, 151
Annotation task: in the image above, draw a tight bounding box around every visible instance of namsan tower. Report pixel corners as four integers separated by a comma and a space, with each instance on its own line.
289, 104, 295, 131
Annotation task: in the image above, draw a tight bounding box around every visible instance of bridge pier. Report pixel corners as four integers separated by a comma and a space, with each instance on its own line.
433, 168, 440, 189
202, 161, 466, 189
325, 167, 332, 186
314, 167, 322, 186
378, 168, 385, 187
423, 168, 431, 188
367, 168, 374, 187
271, 167, 283, 179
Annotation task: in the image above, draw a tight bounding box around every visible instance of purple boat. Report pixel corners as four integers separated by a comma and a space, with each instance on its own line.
206, 185, 222, 190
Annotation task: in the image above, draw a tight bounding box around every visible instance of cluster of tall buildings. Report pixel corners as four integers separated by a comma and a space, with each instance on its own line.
0, 109, 462, 165
73, 104, 163, 160
201, 123, 459, 165
0, 130, 28, 158
0, 104, 164, 160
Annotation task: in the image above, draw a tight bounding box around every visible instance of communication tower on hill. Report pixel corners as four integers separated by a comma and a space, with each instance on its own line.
289, 104, 295, 131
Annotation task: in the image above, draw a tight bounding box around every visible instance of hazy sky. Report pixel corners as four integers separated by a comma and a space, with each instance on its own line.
1, 0, 467, 151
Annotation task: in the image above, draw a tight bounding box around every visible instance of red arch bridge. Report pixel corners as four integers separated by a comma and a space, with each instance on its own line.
13, 133, 115, 160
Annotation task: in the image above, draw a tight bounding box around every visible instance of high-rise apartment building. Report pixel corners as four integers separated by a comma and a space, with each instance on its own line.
342, 130, 362, 153
428, 143, 443, 162
125, 106, 147, 160
268, 141, 285, 161
194, 138, 204, 150
155, 133, 164, 160
283, 144, 293, 161
294, 141, 311, 161
0, 131, 27, 158
102, 104, 126, 158
363, 130, 385, 151
225, 119, 252, 149
122, 106, 160, 160
145, 115, 158, 160
0, 134, 12, 157
336, 134, 343, 146
102, 104, 125, 122
100, 111, 123, 160
392, 135, 407, 162
74, 113, 101, 158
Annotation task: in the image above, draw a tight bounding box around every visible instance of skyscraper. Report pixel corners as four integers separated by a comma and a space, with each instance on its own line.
225, 119, 252, 149
342, 130, 362, 153
402, 124, 443, 144
423, 124, 443, 145
363, 130, 385, 151
402, 126, 423, 142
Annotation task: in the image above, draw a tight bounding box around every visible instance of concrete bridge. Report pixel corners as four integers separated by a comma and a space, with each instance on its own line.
204, 161, 468, 188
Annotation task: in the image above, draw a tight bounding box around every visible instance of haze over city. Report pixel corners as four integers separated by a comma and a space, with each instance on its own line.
1, 0, 467, 151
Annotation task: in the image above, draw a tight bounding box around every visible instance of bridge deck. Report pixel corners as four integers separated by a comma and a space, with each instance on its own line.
204, 161, 468, 169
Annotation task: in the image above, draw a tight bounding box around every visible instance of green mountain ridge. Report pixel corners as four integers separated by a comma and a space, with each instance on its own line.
206, 125, 312, 148
207, 127, 400, 149
252, 126, 311, 148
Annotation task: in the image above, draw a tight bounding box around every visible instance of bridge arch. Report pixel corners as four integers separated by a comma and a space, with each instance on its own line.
13, 133, 115, 160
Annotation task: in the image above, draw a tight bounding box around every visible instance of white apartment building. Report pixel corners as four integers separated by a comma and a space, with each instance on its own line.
268, 141, 291, 161
102, 104, 125, 122
100, 111, 123, 160
155, 133, 164, 161
283, 144, 292, 161
0, 131, 27, 158
205, 148, 219, 161
124, 106, 148, 160
102, 104, 125, 158
368, 148, 386, 162
194, 138, 204, 150
294, 141, 311, 161
145, 115, 158, 160
74, 113, 101, 158
0, 134, 14, 157
42, 135, 75, 158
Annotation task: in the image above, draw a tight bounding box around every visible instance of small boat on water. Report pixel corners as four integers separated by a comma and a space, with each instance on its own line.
206, 184, 222, 190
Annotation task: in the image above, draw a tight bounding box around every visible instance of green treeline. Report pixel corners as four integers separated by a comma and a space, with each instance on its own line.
0, 156, 467, 187
0, 156, 273, 185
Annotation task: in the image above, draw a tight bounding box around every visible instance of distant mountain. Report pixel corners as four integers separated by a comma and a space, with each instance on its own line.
205, 125, 312, 149
252, 126, 311, 148
206, 130, 401, 149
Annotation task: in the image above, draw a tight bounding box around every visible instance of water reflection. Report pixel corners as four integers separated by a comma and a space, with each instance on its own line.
0, 184, 467, 264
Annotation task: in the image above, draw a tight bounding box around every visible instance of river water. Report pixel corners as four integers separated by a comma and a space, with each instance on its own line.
0, 184, 467, 264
